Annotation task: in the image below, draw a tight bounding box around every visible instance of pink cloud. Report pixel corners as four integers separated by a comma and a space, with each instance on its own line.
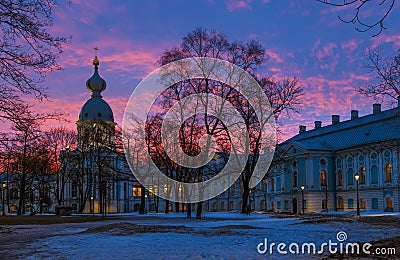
224, 0, 252, 12
265, 50, 283, 63
311, 40, 339, 71
371, 34, 400, 49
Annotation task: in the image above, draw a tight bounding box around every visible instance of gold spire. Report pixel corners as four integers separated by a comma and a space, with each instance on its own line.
93, 47, 99, 66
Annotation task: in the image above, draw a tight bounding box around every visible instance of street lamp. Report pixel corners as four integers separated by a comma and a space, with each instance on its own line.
2, 183, 6, 216
39, 197, 43, 214
90, 196, 94, 217
354, 173, 360, 217
300, 186, 305, 214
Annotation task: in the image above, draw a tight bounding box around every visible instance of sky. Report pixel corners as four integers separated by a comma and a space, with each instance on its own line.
17, 0, 400, 140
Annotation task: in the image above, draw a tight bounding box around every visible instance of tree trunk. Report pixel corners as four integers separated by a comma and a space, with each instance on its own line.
241, 181, 250, 214
17, 178, 26, 215
196, 202, 203, 219
139, 185, 146, 214
187, 203, 192, 218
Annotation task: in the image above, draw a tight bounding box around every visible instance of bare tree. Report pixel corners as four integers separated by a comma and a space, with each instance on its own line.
44, 127, 77, 206
156, 28, 303, 216
0, 0, 68, 119
356, 47, 400, 104
9, 110, 60, 215
317, 0, 397, 36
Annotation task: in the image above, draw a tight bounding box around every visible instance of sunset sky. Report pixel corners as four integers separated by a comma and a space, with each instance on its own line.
20, 0, 400, 140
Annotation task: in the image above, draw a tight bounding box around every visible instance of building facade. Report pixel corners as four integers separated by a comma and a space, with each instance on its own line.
61, 57, 400, 215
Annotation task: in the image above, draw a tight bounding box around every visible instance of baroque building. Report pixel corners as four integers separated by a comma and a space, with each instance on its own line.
61, 55, 399, 215
261, 104, 400, 213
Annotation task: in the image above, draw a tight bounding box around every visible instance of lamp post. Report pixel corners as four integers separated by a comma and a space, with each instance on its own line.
2, 183, 6, 216
300, 186, 305, 214
354, 173, 360, 217
90, 196, 94, 217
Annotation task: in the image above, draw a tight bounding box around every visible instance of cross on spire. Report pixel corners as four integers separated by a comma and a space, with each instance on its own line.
93, 47, 99, 66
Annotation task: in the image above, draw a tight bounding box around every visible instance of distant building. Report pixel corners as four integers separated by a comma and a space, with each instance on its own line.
261, 104, 400, 213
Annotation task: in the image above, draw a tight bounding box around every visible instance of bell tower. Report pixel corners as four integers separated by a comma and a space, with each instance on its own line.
76, 49, 116, 150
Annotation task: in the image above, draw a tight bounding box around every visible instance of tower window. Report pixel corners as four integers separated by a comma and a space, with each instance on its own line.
84, 113, 88, 117
97, 112, 102, 117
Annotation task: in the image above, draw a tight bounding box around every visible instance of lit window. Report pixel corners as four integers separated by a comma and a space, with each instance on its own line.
337, 170, 343, 186
361, 198, 366, 209
386, 197, 393, 209
262, 179, 267, 191
261, 200, 266, 210
132, 185, 141, 197
359, 167, 366, 184
337, 197, 344, 209
320, 170, 327, 186
385, 163, 392, 183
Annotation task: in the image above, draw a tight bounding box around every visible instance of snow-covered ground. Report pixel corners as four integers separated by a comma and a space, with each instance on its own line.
4, 212, 400, 259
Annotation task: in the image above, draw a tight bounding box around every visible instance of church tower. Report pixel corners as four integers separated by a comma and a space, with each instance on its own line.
77, 53, 116, 150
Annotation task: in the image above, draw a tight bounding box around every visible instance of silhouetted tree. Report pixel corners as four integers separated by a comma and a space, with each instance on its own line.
0, 0, 67, 120
157, 28, 303, 216
44, 127, 77, 206
317, 0, 397, 36
356, 47, 400, 104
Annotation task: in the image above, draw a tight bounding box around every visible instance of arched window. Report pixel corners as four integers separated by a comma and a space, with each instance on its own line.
385, 163, 392, 183
372, 198, 378, 209
262, 179, 267, 191
371, 165, 378, 184
212, 202, 218, 212
337, 170, 343, 186
230, 201, 235, 210
360, 198, 366, 209
347, 168, 354, 185
386, 197, 393, 210
260, 200, 266, 210
270, 178, 275, 191
359, 166, 366, 184
277, 177, 281, 191
320, 170, 327, 186
292, 172, 298, 187
348, 198, 354, 209
337, 197, 344, 209
221, 202, 226, 211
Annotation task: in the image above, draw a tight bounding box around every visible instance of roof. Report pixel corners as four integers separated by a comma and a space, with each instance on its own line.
79, 97, 114, 122
281, 107, 400, 152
